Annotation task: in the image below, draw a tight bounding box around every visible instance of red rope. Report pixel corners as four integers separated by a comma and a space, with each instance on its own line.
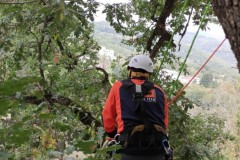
167, 38, 226, 107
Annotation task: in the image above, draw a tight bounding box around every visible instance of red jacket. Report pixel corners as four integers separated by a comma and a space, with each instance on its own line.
102, 79, 168, 135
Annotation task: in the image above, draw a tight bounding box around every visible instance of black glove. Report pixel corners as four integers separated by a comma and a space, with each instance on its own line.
106, 128, 117, 138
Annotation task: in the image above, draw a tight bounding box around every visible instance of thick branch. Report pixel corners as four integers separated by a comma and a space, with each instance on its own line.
146, 0, 176, 59
24, 95, 101, 128
83, 67, 110, 86
149, 31, 172, 59
56, 38, 65, 51
95, 67, 110, 85
211, 0, 240, 71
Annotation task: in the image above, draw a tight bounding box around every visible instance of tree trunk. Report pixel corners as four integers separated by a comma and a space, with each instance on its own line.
211, 0, 240, 72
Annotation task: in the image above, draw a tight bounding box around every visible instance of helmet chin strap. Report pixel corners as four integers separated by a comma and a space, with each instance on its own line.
128, 70, 131, 78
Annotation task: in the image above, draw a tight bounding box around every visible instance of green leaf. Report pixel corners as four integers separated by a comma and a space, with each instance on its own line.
0, 77, 41, 96
12, 122, 24, 130
74, 140, 97, 154
8, 129, 31, 146
96, 145, 122, 154
35, 91, 44, 99
22, 115, 32, 122
39, 113, 52, 120
55, 122, 71, 132
0, 99, 19, 115
0, 99, 10, 115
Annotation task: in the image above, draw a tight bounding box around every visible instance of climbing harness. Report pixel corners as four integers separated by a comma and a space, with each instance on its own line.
118, 79, 172, 157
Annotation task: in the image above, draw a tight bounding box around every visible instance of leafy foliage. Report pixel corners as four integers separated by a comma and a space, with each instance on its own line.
0, 0, 237, 159
200, 72, 217, 88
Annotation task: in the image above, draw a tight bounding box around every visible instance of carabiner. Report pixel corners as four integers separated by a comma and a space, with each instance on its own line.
114, 134, 120, 144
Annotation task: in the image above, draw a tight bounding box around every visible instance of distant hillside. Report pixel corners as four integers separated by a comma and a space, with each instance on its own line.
176, 32, 237, 66
93, 21, 136, 58
93, 21, 238, 77
175, 32, 238, 76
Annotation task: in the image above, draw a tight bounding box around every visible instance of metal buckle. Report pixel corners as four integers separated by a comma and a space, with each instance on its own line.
114, 134, 120, 144
162, 139, 171, 154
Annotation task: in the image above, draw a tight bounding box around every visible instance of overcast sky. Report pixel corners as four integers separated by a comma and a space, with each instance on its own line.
96, 0, 129, 4
94, 0, 225, 40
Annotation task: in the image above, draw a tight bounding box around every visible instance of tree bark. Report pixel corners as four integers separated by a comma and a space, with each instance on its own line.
211, 0, 240, 71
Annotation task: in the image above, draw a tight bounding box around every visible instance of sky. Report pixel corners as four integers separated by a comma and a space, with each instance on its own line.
94, 0, 226, 40
96, 0, 129, 4
94, 0, 130, 21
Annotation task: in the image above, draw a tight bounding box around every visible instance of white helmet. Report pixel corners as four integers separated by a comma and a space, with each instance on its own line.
128, 55, 154, 73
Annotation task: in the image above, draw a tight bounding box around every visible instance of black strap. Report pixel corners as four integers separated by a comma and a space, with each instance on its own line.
121, 79, 154, 100
121, 78, 154, 113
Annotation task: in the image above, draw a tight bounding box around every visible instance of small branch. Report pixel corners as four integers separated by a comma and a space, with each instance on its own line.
178, 7, 193, 51
37, 15, 54, 81
29, 30, 39, 43
56, 38, 77, 70
43, 39, 51, 54
56, 38, 64, 51
83, 67, 110, 85
149, 30, 172, 59
75, 51, 86, 58
23, 95, 102, 128
37, 42, 45, 80
95, 67, 110, 85
56, 38, 73, 59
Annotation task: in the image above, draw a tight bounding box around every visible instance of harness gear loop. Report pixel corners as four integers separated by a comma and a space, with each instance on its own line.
114, 134, 121, 144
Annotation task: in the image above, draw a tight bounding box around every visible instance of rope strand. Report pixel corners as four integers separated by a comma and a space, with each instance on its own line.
168, 2, 211, 96
167, 38, 227, 107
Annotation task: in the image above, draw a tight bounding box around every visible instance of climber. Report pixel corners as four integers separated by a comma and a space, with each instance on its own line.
102, 54, 173, 160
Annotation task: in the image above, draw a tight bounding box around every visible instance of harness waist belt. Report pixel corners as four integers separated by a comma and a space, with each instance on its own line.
119, 124, 167, 142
